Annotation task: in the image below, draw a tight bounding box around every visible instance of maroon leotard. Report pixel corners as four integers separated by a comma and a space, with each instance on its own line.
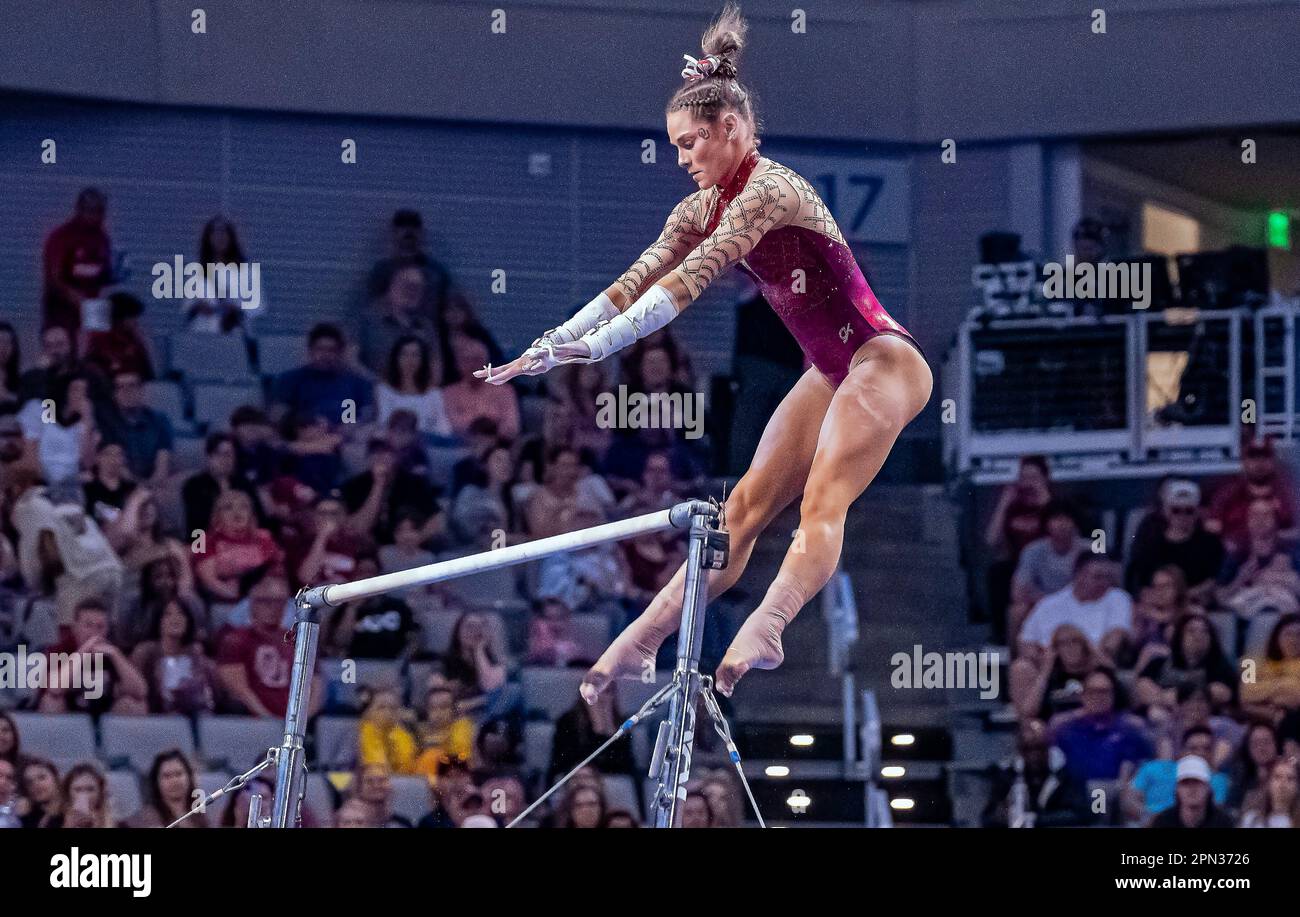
701, 149, 922, 388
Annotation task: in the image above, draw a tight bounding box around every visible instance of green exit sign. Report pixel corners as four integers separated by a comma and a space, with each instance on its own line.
1268, 210, 1291, 249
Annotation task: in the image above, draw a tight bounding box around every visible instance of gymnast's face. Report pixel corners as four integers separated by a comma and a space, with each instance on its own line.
667, 109, 741, 190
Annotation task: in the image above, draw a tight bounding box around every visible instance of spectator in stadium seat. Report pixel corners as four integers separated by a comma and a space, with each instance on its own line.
449, 442, 517, 544
441, 333, 520, 441
1208, 437, 1298, 554
105, 487, 189, 581
60, 762, 116, 828
680, 790, 715, 828
1008, 500, 1091, 643
1124, 725, 1230, 823
335, 798, 376, 828
350, 763, 413, 828
0, 412, 34, 494
17, 371, 98, 497
1227, 722, 1282, 811
219, 776, 274, 827
0, 757, 19, 826
474, 718, 524, 777
443, 612, 518, 722
1050, 668, 1153, 784
549, 363, 614, 459
1238, 757, 1300, 828
289, 491, 371, 590
194, 490, 280, 603
279, 411, 343, 497
96, 370, 172, 484
548, 689, 636, 783
1125, 479, 1225, 604
126, 749, 207, 828
1134, 613, 1236, 714
17, 758, 63, 828
525, 596, 586, 667
0, 322, 22, 415
1215, 498, 1300, 624
1240, 613, 1300, 721
524, 445, 616, 540
41, 187, 112, 335
16, 324, 109, 410
1150, 685, 1242, 769
129, 598, 218, 715
1016, 552, 1132, 668
435, 293, 504, 386
228, 405, 280, 491
323, 554, 418, 660
375, 336, 452, 437
377, 509, 439, 605
270, 323, 373, 427
1010, 623, 1098, 721
366, 209, 452, 325
341, 437, 440, 545
216, 568, 322, 719
1147, 755, 1235, 828
10, 467, 124, 626
182, 432, 262, 536
183, 216, 261, 334
416, 759, 477, 828
413, 679, 478, 774
384, 409, 433, 478
138, 554, 203, 644
983, 456, 1054, 639
553, 781, 606, 829
536, 505, 648, 615
85, 292, 154, 382
361, 264, 441, 377
37, 597, 148, 716
981, 718, 1090, 828
358, 686, 420, 775
83, 441, 135, 529
1130, 566, 1191, 670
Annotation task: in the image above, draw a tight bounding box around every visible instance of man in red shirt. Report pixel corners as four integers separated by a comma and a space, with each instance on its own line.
42, 188, 113, 335
1208, 438, 1298, 555
217, 568, 322, 719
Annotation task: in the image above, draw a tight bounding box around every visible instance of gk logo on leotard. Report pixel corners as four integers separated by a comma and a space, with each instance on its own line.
838, 323, 853, 344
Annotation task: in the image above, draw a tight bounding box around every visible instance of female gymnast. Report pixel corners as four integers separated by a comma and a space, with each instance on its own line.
475, 2, 932, 698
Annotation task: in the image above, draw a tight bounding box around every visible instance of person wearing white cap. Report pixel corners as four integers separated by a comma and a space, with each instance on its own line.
1127, 478, 1225, 604
1147, 755, 1235, 828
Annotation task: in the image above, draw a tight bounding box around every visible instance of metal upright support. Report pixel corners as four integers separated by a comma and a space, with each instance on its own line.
650, 506, 728, 827
269, 596, 320, 828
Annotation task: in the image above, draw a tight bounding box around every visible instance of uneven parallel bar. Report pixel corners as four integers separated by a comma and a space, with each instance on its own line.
299, 500, 714, 609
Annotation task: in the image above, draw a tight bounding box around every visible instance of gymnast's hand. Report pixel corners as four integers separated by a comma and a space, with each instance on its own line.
473, 340, 592, 384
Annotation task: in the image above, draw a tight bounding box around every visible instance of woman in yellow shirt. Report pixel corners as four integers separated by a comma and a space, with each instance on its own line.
1241, 614, 1300, 721
358, 687, 420, 774
414, 680, 475, 778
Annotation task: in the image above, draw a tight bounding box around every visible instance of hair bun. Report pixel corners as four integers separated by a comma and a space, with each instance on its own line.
714, 57, 738, 79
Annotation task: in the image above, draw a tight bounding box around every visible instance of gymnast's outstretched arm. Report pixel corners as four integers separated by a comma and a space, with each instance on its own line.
551, 170, 795, 367
474, 191, 706, 384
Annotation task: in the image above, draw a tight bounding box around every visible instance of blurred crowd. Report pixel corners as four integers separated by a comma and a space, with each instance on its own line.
982, 447, 1300, 827
0, 189, 740, 828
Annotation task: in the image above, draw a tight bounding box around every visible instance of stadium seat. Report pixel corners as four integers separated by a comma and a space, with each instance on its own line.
168, 333, 254, 384
193, 383, 264, 427
100, 714, 195, 773
106, 770, 143, 823
254, 334, 306, 377
142, 379, 190, 429
197, 715, 284, 771
520, 667, 585, 720
616, 670, 673, 716
416, 611, 461, 655
524, 720, 555, 775
315, 716, 360, 770
406, 660, 439, 703
10, 712, 97, 763
389, 775, 432, 825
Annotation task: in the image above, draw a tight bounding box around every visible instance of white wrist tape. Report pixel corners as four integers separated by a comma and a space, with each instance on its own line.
534, 292, 620, 349
578, 284, 677, 361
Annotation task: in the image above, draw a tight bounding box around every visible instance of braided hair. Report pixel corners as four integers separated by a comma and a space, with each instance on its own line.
666, 2, 762, 145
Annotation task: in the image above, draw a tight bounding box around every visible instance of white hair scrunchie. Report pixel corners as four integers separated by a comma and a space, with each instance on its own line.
681, 53, 721, 82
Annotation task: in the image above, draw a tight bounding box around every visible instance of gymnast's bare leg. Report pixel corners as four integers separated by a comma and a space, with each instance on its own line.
578, 365, 833, 703
714, 334, 932, 696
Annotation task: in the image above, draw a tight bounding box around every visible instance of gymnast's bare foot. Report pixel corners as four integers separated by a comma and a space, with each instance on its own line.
715, 608, 789, 697
580, 616, 673, 705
